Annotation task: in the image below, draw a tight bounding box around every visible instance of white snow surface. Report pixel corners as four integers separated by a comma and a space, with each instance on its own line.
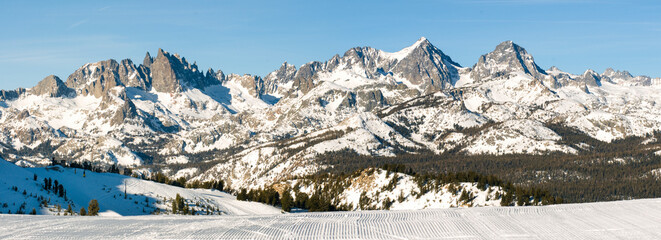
0, 159, 280, 216
1, 198, 660, 239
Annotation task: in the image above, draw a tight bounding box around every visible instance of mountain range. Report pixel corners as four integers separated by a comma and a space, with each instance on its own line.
2, 37, 660, 189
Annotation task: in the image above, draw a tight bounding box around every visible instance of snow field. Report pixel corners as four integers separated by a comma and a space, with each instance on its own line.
0, 159, 280, 216
1, 198, 660, 239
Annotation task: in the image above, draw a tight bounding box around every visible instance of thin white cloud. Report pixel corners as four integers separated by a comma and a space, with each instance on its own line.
68, 19, 88, 29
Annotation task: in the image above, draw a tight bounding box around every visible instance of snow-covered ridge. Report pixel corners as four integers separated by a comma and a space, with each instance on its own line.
1, 37, 661, 190
379, 37, 429, 61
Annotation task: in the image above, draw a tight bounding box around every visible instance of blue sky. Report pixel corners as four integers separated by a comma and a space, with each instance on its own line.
0, 0, 659, 90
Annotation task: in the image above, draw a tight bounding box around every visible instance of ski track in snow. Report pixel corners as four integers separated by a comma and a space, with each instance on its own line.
1, 198, 660, 239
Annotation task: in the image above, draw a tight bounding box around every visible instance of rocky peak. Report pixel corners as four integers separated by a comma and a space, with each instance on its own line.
65, 58, 151, 95
118, 59, 150, 89
265, 62, 297, 85
264, 62, 297, 95
547, 66, 561, 73
471, 41, 547, 83
335, 46, 393, 79
206, 68, 225, 82
578, 69, 602, 87
391, 37, 461, 92
316, 37, 461, 93
602, 68, 633, 80
65, 59, 118, 89
291, 61, 323, 95
143, 52, 153, 68
30, 75, 74, 98
0, 88, 26, 101
150, 48, 218, 93
150, 49, 183, 92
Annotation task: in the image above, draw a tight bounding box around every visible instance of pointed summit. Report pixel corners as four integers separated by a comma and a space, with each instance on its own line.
494, 40, 519, 52
150, 48, 218, 93
471, 41, 546, 83
391, 37, 461, 92
547, 66, 562, 72
602, 68, 633, 80
381, 37, 435, 62
30, 75, 74, 97
412, 37, 430, 48
578, 69, 602, 86
143, 52, 153, 68
269, 61, 297, 82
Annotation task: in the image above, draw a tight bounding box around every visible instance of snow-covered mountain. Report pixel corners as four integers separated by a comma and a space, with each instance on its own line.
2, 38, 661, 190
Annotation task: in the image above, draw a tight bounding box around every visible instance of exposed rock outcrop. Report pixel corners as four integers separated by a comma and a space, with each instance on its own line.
30, 75, 74, 98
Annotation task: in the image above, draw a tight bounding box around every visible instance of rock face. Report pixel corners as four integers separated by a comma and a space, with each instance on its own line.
143, 52, 153, 68
30, 75, 74, 97
291, 62, 322, 95
0, 88, 26, 101
118, 59, 149, 89
602, 68, 633, 80
577, 69, 602, 87
65, 59, 150, 97
226, 74, 265, 98
357, 89, 387, 111
150, 49, 182, 92
601, 68, 652, 86
66, 60, 119, 89
150, 49, 218, 93
111, 98, 139, 126
471, 41, 547, 83
390, 37, 461, 92
264, 62, 296, 95
321, 37, 462, 93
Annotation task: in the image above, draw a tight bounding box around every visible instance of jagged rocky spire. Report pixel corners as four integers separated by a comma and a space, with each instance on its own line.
471, 41, 547, 83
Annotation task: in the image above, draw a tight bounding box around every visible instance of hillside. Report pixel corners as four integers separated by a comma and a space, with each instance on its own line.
0, 158, 280, 216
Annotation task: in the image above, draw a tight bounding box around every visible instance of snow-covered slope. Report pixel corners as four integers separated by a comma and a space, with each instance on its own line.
284, 168, 506, 210
0, 158, 280, 216
2, 198, 660, 239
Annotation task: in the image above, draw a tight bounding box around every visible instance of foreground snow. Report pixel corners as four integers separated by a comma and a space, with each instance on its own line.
0, 159, 281, 216
1, 198, 660, 239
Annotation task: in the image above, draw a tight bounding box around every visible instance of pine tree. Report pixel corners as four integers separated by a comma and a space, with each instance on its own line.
171, 198, 178, 214
79, 207, 87, 216
58, 185, 64, 198
459, 190, 470, 202
237, 189, 248, 201
182, 204, 189, 215
175, 194, 185, 214
30, 208, 36, 215
281, 190, 293, 212
88, 199, 99, 216
67, 204, 73, 215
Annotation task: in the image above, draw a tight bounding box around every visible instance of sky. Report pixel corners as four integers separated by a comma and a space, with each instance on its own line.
0, 0, 659, 90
